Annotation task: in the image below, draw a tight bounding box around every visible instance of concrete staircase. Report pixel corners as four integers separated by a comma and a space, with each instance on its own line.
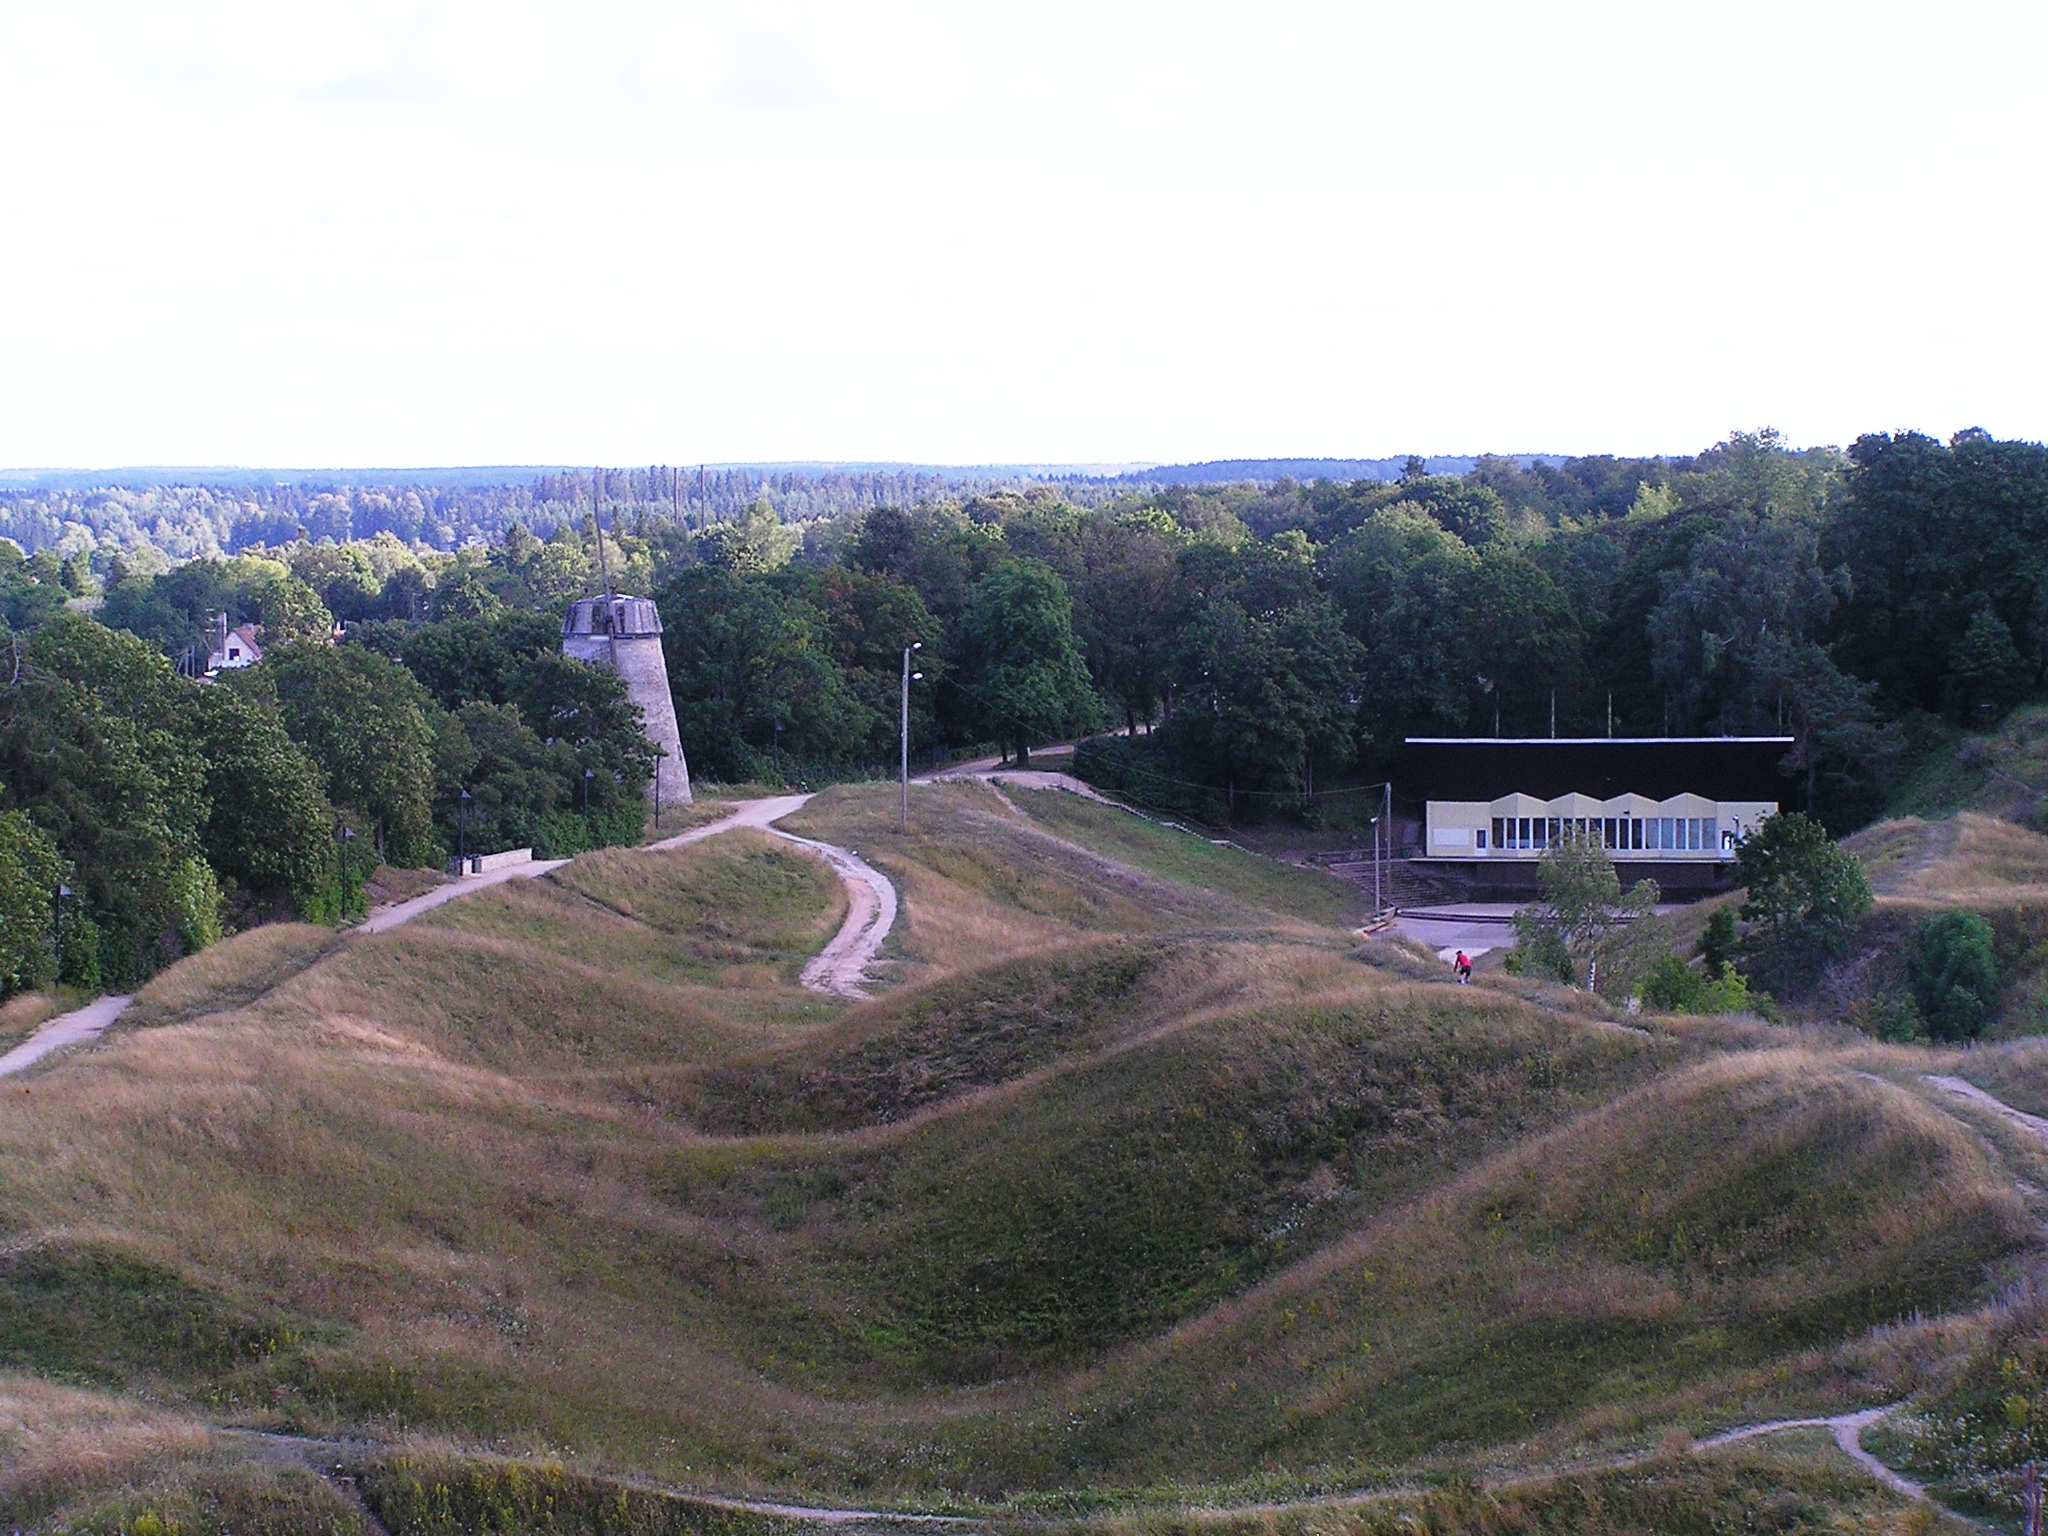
1306, 853, 1479, 910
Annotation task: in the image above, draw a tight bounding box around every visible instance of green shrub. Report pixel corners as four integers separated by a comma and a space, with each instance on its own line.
1639, 953, 1757, 1015
1502, 929, 1572, 983
168, 856, 224, 953
60, 910, 102, 990
1734, 813, 1872, 991
1696, 905, 1738, 977
1640, 954, 1705, 1011
0, 809, 63, 995
1909, 909, 1999, 1041
1859, 994, 1928, 1043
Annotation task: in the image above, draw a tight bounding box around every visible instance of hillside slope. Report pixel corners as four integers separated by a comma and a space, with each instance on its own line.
0, 780, 2035, 1532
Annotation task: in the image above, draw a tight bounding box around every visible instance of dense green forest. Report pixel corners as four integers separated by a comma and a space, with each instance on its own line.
2, 427, 2044, 996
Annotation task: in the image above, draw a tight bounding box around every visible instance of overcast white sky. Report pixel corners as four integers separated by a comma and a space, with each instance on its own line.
1, 1, 2043, 469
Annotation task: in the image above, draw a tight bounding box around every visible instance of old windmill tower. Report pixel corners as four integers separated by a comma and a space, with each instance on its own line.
561, 512, 692, 812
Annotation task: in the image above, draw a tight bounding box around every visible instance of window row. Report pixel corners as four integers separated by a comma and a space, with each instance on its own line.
1482, 815, 1728, 853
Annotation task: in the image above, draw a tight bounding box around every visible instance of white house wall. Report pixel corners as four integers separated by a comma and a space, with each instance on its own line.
1424, 795, 1779, 860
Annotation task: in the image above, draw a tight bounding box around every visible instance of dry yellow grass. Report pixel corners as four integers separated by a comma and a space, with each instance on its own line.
0, 773, 2037, 1527
0, 993, 65, 1051
1858, 812, 2048, 908
0, 1374, 217, 1501
123, 923, 343, 1031
0, 1376, 372, 1534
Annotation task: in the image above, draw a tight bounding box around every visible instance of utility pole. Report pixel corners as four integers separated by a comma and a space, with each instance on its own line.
700, 464, 709, 529
672, 466, 681, 527
1369, 816, 1381, 915
901, 642, 922, 830
1383, 780, 1392, 911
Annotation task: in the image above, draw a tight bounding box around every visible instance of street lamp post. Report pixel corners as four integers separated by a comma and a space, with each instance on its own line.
653, 754, 661, 832
458, 790, 472, 869
1369, 816, 1381, 915
582, 767, 595, 817
901, 642, 922, 831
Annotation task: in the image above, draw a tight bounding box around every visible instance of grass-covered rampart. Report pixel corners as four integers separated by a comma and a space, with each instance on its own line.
0, 776, 2035, 1531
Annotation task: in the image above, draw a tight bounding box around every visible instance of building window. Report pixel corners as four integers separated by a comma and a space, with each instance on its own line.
1492, 818, 1505, 851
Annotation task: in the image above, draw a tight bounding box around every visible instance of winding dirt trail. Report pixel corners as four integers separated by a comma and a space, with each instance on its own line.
2, 794, 899, 1078
1694, 1405, 1924, 1501
230, 1429, 972, 1528
645, 794, 896, 997
1928, 1072, 2048, 1146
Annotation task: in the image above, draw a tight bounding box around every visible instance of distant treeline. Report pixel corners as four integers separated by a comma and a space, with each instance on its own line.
5, 428, 2047, 997
1, 456, 1592, 563
0, 466, 1140, 562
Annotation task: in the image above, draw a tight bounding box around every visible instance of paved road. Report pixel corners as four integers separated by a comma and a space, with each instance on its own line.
2, 794, 901, 1078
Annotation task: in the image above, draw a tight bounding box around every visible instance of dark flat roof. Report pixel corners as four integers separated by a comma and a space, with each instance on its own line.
1399, 737, 1796, 803
1406, 737, 1795, 746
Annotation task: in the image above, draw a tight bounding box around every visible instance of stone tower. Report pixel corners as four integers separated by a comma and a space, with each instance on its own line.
561, 594, 693, 811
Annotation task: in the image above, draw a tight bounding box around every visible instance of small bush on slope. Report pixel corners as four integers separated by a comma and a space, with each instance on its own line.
1908, 910, 1999, 1041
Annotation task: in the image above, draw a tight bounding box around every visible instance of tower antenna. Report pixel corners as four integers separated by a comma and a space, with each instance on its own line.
593, 466, 615, 597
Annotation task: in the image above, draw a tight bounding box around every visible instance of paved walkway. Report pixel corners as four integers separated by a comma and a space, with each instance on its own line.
355, 856, 570, 933
2, 794, 901, 1078
0, 993, 135, 1080
1388, 903, 1519, 963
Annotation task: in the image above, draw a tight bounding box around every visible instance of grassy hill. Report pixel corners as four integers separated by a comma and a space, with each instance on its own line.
0, 778, 2037, 1533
